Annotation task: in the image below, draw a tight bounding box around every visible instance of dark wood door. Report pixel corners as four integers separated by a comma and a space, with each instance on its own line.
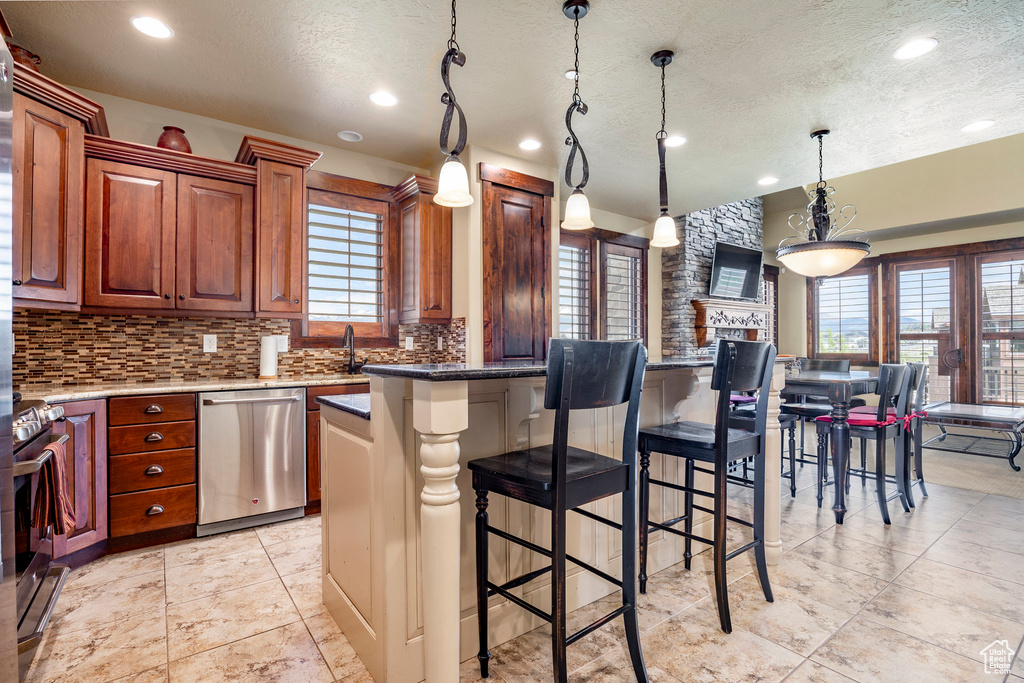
13, 93, 84, 307
482, 174, 551, 362
176, 174, 254, 312
84, 159, 176, 308
255, 160, 304, 318
51, 399, 107, 558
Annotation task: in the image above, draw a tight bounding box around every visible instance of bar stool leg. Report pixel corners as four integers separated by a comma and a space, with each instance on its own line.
914, 420, 928, 497
894, 435, 910, 512
551, 506, 568, 683
753, 450, 773, 604
638, 448, 651, 594
875, 438, 891, 524
900, 428, 915, 509
684, 459, 694, 570
475, 490, 491, 677
713, 458, 731, 633
816, 425, 827, 508
860, 437, 867, 482
788, 423, 797, 497
621, 463, 649, 683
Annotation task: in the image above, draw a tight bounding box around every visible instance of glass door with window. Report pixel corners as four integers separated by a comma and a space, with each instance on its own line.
976, 252, 1024, 405
888, 259, 962, 403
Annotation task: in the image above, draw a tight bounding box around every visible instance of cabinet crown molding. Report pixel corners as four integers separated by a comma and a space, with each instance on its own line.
14, 64, 109, 136
235, 135, 322, 168
391, 174, 438, 202
85, 135, 257, 185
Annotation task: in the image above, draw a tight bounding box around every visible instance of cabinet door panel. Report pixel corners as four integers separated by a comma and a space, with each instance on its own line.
420, 200, 452, 321
13, 93, 84, 306
51, 399, 107, 558
256, 161, 304, 317
176, 175, 254, 312
85, 160, 176, 308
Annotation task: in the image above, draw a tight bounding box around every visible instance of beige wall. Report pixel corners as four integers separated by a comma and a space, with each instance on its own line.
764, 132, 1024, 357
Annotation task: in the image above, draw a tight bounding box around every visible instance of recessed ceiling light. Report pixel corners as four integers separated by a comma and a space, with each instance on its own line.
664, 136, 686, 147
131, 16, 173, 39
961, 119, 995, 133
758, 176, 779, 186
369, 91, 398, 107
519, 139, 542, 151
565, 69, 577, 80
894, 37, 937, 60
337, 130, 363, 142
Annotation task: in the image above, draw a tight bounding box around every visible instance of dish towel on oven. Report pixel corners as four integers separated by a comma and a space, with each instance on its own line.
32, 441, 76, 535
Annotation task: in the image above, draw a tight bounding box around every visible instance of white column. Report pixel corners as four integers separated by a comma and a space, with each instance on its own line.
763, 363, 785, 565
413, 380, 469, 683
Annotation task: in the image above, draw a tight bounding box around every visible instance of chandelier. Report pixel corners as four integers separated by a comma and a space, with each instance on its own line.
433, 0, 473, 207
649, 49, 678, 248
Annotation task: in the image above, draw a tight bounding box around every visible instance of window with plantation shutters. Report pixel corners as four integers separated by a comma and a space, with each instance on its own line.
601, 240, 647, 342
978, 252, 1024, 405
892, 260, 955, 403
808, 265, 877, 363
558, 231, 596, 340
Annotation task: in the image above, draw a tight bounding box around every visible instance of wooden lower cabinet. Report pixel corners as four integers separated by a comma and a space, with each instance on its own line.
305, 383, 370, 512
109, 484, 196, 537
51, 399, 107, 558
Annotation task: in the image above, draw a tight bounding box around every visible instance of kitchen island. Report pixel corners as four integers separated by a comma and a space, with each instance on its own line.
318, 358, 786, 683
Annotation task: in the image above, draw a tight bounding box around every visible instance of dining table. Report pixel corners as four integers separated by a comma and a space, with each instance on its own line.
784, 369, 879, 523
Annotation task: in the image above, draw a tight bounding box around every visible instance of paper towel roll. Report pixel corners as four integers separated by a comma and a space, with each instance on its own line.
259, 336, 278, 378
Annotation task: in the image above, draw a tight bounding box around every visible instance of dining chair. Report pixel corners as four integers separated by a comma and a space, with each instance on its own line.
637, 339, 777, 634
469, 339, 649, 683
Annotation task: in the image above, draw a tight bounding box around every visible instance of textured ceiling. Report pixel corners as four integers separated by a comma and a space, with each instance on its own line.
5, 0, 1024, 219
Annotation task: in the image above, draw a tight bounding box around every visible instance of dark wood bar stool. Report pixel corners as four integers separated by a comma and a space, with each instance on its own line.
815, 363, 912, 524
469, 339, 649, 683
637, 339, 777, 634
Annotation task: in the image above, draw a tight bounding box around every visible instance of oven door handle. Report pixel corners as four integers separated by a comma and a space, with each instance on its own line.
17, 564, 71, 654
13, 434, 70, 477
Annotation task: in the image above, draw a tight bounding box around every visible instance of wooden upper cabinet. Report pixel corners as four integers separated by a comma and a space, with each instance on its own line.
13, 93, 85, 308
176, 175, 254, 312
255, 161, 304, 317
84, 159, 177, 308
392, 175, 452, 324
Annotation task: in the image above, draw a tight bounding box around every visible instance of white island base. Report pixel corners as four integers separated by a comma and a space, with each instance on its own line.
319, 361, 785, 683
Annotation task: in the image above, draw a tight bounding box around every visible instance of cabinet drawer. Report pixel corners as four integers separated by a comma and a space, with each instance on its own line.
109, 421, 195, 455
109, 394, 196, 426
109, 448, 196, 494
306, 383, 369, 410
110, 484, 196, 537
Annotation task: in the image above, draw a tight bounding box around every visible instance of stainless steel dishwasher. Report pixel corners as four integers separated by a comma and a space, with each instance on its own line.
197, 387, 306, 535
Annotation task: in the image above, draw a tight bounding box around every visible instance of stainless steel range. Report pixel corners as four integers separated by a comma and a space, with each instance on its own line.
12, 397, 71, 663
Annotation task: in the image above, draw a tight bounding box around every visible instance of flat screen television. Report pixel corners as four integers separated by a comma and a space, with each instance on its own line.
708, 242, 763, 301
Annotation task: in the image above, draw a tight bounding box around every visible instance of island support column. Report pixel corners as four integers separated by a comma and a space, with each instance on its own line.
413, 380, 469, 683
763, 362, 785, 565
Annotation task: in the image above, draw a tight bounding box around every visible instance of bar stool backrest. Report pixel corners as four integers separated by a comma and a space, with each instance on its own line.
803, 358, 852, 372
544, 339, 648, 493
906, 362, 928, 413
712, 340, 777, 438
873, 363, 911, 422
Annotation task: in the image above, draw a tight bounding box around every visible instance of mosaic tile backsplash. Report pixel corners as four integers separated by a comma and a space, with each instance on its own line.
14, 311, 466, 389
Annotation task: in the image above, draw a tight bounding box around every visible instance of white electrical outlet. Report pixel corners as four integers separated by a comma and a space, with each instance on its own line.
405, 336, 414, 351
437, 336, 443, 351
276, 334, 289, 352
203, 334, 217, 353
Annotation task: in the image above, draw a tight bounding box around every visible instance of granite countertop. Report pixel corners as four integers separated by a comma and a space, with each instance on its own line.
21, 373, 370, 402
317, 394, 371, 420
360, 357, 720, 381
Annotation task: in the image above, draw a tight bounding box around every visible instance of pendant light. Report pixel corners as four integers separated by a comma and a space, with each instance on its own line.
560, 0, 594, 230
776, 130, 870, 277
433, 0, 473, 207
650, 49, 679, 248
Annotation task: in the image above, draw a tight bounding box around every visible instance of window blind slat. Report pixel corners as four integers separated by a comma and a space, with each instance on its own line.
558, 243, 592, 340
980, 258, 1024, 404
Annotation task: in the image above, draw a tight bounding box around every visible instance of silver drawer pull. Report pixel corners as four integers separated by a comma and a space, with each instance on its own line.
146, 504, 165, 516
202, 395, 302, 406
145, 465, 164, 475
144, 432, 163, 443
144, 404, 164, 414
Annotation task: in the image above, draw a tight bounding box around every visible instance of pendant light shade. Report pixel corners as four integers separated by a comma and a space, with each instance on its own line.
651, 212, 679, 248
650, 49, 679, 248
433, 0, 473, 207
776, 130, 870, 277
560, 0, 594, 231
562, 188, 595, 230
434, 155, 473, 207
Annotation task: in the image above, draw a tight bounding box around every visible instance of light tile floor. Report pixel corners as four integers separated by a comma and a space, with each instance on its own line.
23, 465, 1024, 682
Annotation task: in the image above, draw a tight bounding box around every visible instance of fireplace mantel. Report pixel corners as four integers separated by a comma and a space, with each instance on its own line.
691, 298, 771, 348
